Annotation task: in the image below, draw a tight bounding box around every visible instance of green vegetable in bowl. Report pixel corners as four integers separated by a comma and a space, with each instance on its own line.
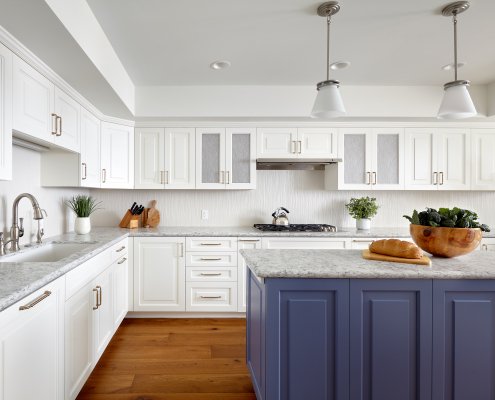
403, 207, 490, 232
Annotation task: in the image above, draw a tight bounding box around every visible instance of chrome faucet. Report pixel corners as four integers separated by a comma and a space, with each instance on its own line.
7, 193, 45, 252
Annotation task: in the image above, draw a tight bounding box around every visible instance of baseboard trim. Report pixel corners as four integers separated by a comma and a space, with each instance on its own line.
125, 311, 246, 318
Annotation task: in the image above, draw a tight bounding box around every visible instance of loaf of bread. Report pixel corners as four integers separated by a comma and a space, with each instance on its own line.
369, 239, 423, 259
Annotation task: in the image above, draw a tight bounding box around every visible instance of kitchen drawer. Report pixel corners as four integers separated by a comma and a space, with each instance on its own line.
186, 282, 237, 312
186, 237, 238, 252
108, 238, 128, 263
186, 266, 237, 282
185, 251, 237, 267
262, 237, 350, 249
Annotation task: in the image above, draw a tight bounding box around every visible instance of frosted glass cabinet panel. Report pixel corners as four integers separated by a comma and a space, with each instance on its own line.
226, 128, 256, 189
339, 129, 373, 190
196, 128, 226, 189
373, 128, 404, 190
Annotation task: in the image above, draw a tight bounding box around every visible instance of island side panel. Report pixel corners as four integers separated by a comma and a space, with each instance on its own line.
349, 279, 433, 400
433, 280, 495, 400
265, 278, 350, 400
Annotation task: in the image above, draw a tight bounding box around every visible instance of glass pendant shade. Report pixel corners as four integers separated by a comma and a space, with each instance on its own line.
437, 83, 477, 119
310, 83, 346, 118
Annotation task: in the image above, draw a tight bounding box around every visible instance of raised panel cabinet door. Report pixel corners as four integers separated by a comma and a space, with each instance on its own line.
237, 238, 261, 312
80, 108, 101, 188
256, 127, 298, 158
65, 281, 95, 400
371, 128, 404, 190
436, 129, 470, 190
471, 130, 495, 190
226, 128, 256, 189
133, 237, 186, 311
196, 128, 226, 189
112, 255, 129, 328
297, 127, 338, 158
12, 55, 55, 143
265, 278, 350, 400
53, 87, 80, 152
100, 122, 134, 189
164, 128, 196, 189
349, 279, 432, 400
404, 129, 437, 190
339, 129, 373, 190
433, 280, 495, 400
93, 265, 114, 362
134, 127, 165, 189
0, 278, 64, 400
0, 42, 12, 181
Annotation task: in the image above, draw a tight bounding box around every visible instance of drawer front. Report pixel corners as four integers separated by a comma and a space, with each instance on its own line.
109, 238, 129, 263
186, 266, 237, 282
186, 237, 238, 252
186, 282, 237, 312
262, 237, 349, 249
186, 252, 237, 267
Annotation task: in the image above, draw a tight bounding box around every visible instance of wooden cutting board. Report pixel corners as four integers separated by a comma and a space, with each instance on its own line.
362, 250, 432, 266
144, 200, 160, 228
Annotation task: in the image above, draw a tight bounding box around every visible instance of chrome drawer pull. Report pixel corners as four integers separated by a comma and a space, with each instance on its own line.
19, 291, 51, 310
200, 295, 222, 299
96, 285, 102, 307
200, 243, 222, 246
116, 246, 126, 252
92, 288, 99, 310
239, 239, 260, 242
117, 257, 127, 264
199, 273, 222, 276
352, 239, 374, 242
200, 257, 222, 261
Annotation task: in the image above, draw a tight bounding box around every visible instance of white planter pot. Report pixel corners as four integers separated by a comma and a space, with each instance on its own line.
74, 217, 91, 235
356, 218, 371, 230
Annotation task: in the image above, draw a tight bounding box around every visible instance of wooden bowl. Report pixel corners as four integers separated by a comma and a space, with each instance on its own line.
409, 224, 482, 258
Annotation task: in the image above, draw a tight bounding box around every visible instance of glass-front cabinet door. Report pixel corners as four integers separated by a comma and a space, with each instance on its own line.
226, 128, 256, 189
196, 128, 226, 189
372, 128, 404, 190
338, 128, 373, 190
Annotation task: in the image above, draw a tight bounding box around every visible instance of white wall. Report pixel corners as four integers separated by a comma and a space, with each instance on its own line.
0, 146, 88, 244
90, 170, 495, 230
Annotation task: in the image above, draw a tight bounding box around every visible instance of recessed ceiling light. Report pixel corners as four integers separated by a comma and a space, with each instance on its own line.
330, 61, 351, 70
441, 62, 465, 71
210, 60, 231, 70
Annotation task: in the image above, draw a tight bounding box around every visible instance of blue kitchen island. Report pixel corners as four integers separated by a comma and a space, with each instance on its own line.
241, 249, 495, 400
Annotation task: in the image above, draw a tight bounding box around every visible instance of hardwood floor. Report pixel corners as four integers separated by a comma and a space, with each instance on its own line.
77, 318, 256, 400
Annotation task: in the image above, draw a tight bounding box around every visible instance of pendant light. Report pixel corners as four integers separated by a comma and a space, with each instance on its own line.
310, 2, 346, 118
437, 1, 476, 119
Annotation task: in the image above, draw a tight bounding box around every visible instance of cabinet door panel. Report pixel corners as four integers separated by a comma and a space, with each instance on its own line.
134, 237, 185, 311
433, 280, 495, 400
165, 128, 195, 189
54, 87, 80, 152
437, 129, 470, 190
350, 280, 432, 400
298, 128, 337, 158
101, 122, 134, 189
93, 266, 113, 362
405, 129, 436, 190
226, 128, 256, 189
256, 128, 297, 158
113, 256, 129, 327
471, 130, 495, 190
339, 129, 373, 190
0, 43, 12, 181
196, 128, 225, 189
134, 128, 165, 189
80, 108, 101, 188
373, 128, 404, 190
238, 238, 261, 312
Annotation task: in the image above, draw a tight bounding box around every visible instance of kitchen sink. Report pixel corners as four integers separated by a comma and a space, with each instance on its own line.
0, 242, 94, 263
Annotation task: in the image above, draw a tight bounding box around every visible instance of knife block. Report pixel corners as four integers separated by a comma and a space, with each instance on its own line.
119, 210, 139, 229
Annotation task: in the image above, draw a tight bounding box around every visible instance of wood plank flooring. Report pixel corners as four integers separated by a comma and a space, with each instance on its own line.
77, 318, 256, 400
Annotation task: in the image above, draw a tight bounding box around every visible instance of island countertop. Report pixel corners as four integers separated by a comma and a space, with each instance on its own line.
240, 249, 495, 279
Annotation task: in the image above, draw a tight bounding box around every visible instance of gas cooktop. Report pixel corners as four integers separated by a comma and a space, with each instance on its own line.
254, 224, 337, 233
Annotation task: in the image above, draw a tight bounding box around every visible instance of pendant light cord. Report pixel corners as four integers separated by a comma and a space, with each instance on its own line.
326, 15, 331, 81
453, 12, 458, 81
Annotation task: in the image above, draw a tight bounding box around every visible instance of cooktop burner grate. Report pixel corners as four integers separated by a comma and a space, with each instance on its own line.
254, 224, 337, 232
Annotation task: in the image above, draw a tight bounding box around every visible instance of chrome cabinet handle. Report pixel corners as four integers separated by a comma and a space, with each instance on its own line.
19, 291, 51, 310
219, 171, 225, 184
439, 171, 444, 185
117, 257, 127, 264
238, 239, 260, 242
166, 170, 169, 184
290, 140, 296, 154
200, 257, 222, 261
199, 272, 222, 276
102, 169, 106, 183
81, 163, 87, 180
200, 295, 222, 299
97, 285, 102, 307
372, 172, 377, 185
366, 172, 371, 185
178, 242, 184, 257
116, 246, 126, 252
92, 288, 99, 310
352, 239, 374, 242
226, 171, 230, 184
433, 172, 438, 185
56, 116, 62, 136
297, 140, 302, 154
51, 113, 58, 135
482, 244, 488, 251
160, 170, 165, 184
200, 243, 222, 246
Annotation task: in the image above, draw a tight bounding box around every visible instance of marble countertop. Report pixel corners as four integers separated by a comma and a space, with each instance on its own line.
240, 249, 495, 279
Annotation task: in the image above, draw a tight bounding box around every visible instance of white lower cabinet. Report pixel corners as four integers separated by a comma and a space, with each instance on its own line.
237, 238, 261, 312
186, 282, 237, 312
134, 237, 185, 311
113, 255, 129, 327
93, 265, 114, 362
0, 277, 65, 400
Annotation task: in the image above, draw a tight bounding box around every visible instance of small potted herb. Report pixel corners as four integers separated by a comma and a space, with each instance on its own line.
65, 195, 102, 235
345, 196, 379, 230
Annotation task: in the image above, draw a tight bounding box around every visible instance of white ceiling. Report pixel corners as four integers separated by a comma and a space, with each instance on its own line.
87, 0, 495, 86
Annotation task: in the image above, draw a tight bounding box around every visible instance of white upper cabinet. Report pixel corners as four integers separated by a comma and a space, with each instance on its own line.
471, 129, 495, 190
196, 127, 256, 189
53, 87, 80, 152
327, 128, 403, 190
134, 127, 165, 189
405, 128, 469, 190
101, 122, 134, 189
164, 128, 196, 189
257, 127, 337, 159
0, 42, 12, 181
80, 108, 101, 188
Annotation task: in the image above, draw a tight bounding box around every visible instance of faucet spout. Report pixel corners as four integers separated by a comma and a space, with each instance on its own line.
9, 193, 44, 252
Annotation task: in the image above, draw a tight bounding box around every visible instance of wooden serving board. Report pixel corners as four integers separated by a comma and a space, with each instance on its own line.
362, 250, 432, 266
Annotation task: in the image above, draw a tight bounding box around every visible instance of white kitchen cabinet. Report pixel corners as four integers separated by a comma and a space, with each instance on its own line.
112, 254, 129, 327
471, 129, 495, 190
80, 108, 101, 187
196, 128, 256, 189
53, 86, 80, 152
326, 128, 404, 190
134, 237, 185, 311
257, 127, 337, 159
93, 265, 114, 362
237, 238, 261, 313
0, 42, 12, 181
0, 278, 65, 400
262, 237, 350, 249
185, 282, 237, 312
405, 128, 470, 190
480, 238, 495, 252
101, 122, 134, 189
134, 127, 195, 189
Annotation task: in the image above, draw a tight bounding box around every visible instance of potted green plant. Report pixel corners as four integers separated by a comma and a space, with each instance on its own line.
345, 196, 379, 230
65, 195, 102, 235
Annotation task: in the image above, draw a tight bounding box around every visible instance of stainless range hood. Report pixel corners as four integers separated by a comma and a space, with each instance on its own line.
256, 158, 342, 171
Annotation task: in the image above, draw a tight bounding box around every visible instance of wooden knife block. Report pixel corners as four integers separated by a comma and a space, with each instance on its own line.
119, 210, 139, 229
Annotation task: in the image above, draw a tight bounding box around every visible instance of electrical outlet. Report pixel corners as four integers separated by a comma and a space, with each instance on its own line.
201, 209, 209, 220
